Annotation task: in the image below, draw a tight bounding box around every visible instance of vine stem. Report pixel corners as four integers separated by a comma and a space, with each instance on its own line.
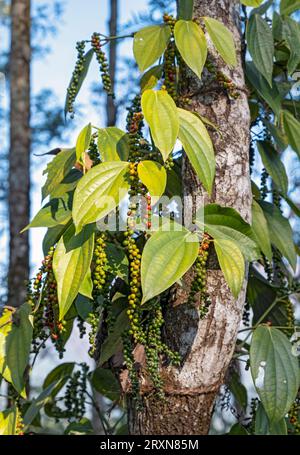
85, 390, 109, 436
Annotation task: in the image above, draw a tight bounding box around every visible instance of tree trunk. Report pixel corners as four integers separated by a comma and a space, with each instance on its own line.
8, 0, 31, 308
128, 0, 251, 435
106, 0, 118, 126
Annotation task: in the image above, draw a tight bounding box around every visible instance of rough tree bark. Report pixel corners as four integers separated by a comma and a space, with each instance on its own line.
128, 0, 252, 435
8, 0, 31, 308
106, 0, 118, 126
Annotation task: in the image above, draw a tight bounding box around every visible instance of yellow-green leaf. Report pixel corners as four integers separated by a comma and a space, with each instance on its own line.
72, 161, 129, 233
141, 89, 179, 161
174, 20, 207, 79
203, 17, 237, 67
42, 148, 76, 201
241, 0, 263, 6
53, 226, 94, 320
0, 407, 17, 435
76, 123, 92, 162
214, 238, 245, 298
252, 200, 272, 262
141, 225, 199, 303
140, 65, 163, 93
137, 160, 167, 203
79, 268, 93, 299
97, 127, 129, 162
133, 25, 171, 72
178, 108, 215, 195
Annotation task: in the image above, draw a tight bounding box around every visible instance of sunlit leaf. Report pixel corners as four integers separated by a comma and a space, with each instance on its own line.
141, 224, 199, 303
141, 89, 179, 161
174, 20, 207, 78
97, 127, 130, 162
137, 160, 167, 203
72, 161, 129, 233
203, 17, 237, 67
133, 25, 171, 72
251, 200, 272, 262
178, 108, 215, 195
214, 239, 245, 298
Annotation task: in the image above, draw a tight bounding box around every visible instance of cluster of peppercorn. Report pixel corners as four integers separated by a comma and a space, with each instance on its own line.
66, 41, 86, 118
87, 234, 109, 357
30, 247, 66, 358
163, 41, 177, 102
64, 363, 89, 421
288, 400, 300, 434
188, 234, 211, 319
88, 133, 101, 166
91, 32, 114, 97
205, 60, 240, 99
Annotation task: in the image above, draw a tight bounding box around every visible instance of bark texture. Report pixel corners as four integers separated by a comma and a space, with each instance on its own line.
128, 0, 252, 435
8, 0, 31, 308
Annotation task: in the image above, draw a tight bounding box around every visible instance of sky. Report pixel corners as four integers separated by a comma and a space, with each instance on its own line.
30, 0, 149, 270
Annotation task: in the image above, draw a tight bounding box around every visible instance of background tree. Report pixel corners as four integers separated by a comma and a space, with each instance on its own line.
8, 0, 31, 309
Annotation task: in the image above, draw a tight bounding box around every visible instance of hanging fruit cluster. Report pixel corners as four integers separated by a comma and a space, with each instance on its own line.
188, 233, 211, 318
66, 40, 86, 118
91, 32, 114, 97
30, 247, 66, 358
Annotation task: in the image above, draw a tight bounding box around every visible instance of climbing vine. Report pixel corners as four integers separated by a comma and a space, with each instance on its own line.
1, 0, 300, 436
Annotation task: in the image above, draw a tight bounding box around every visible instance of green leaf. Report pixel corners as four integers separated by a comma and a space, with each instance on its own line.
42, 148, 76, 201
140, 65, 163, 93
228, 423, 249, 435
50, 169, 82, 199
178, 108, 215, 195
76, 123, 92, 162
137, 161, 167, 202
260, 201, 297, 270
141, 89, 179, 161
246, 62, 281, 114
90, 368, 120, 401
247, 267, 290, 327
203, 17, 237, 67
282, 17, 300, 75
196, 204, 260, 261
97, 127, 130, 162
250, 325, 299, 423
22, 194, 72, 232
78, 268, 93, 299
141, 225, 199, 303
64, 48, 94, 118
99, 310, 129, 365
263, 119, 288, 152
214, 239, 245, 298
0, 407, 17, 435
241, 0, 263, 5
228, 371, 248, 411
250, 0, 274, 16
257, 141, 288, 194
174, 20, 207, 79
43, 362, 75, 397
5, 304, 33, 396
282, 109, 300, 157
42, 224, 69, 257
72, 161, 129, 233
65, 418, 94, 435
255, 402, 287, 435
280, 0, 300, 15
53, 225, 94, 320
178, 0, 194, 20
251, 200, 272, 262
281, 193, 300, 218
133, 25, 171, 72
75, 295, 93, 320
23, 380, 64, 428
246, 15, 274, 86
106, 243, 129, 282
